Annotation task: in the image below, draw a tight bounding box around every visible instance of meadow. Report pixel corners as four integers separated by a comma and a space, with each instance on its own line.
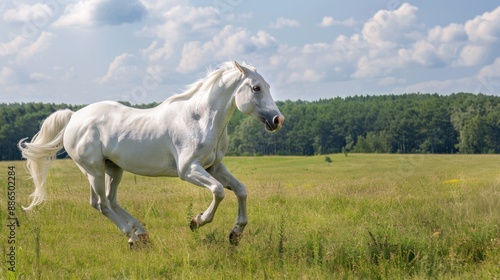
1, 154, 499, 279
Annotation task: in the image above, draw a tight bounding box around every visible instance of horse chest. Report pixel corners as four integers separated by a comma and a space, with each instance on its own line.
195, 142, 223, 169
197, 136, 227, 169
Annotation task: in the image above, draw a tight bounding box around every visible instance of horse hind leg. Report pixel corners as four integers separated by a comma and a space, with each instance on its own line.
86, 169, 139, 247
105, 161, 149, 248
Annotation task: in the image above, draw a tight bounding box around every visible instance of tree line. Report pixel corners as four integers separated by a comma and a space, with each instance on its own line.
0, 93, 498, 160
227, 93, 499, 155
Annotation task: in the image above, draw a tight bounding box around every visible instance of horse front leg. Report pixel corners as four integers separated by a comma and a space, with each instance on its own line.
207, 163, 247, 245
182, 163, 225, 230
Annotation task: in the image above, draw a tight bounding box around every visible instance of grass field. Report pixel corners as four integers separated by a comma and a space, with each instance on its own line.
1, 154, 499, 279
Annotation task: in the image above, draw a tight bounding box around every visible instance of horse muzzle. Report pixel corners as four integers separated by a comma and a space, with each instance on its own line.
264, 114, 284, 132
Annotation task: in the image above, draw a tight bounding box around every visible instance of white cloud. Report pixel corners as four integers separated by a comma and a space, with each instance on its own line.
405, 7, 500, 69
405, 39, 457, 68
401, 57, 500, 94
0, 67, 16, 85
0, 66, 45, 85
378, 76, 406, 86
340, 3, 421, 79
288, 69, 325, 83
0, 34, 28, 57
457, 44, 490, 66
140, 5, 221, 68
138, 0, 183, 13
270, 17, 300, 29
318, 16, 334, 27
477, 57, 500, 79
2, 1, 500, 103
428, 23, 467, 43
3, 3, 54, 22
318, 16, 357, 27
141, 3, 434, 87
251, 30, 278, 50
52, 1, 94, 27
362, 3, 418, 45
29, 72, 52, 82
343, 3, 500, 81
177, 26, 277, 73
176, 41, 204, 73
256, 2, 500, 93
141, 41, 174, 63
352, 57, 377, 79
465, 6, 500, 42
0, 32, 55, 62
95, 53, 144, 84
53, 0, 147, 28
16, 31, 55, 63
475, 57, 500, 93
151, 5, 221, 40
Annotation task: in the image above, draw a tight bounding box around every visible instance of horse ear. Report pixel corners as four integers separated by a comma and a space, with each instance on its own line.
234, 61, 247, 75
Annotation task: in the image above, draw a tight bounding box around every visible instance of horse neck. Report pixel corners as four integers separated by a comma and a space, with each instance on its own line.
169, 70, 240, 133
156, 69, 241, 134
200, 73, 240, 130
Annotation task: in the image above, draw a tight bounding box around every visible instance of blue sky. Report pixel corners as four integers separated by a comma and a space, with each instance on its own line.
1, 0, 499, 104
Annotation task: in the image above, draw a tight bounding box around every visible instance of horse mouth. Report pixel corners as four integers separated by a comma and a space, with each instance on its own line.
263, 115, 284, 132
264, 119, 274, 131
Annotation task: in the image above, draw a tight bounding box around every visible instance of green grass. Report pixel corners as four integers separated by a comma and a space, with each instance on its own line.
1, 154, 499, 279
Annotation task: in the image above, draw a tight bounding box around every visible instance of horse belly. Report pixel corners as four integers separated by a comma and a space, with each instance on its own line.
111, 150, 178, 177
105, 142, 179, 177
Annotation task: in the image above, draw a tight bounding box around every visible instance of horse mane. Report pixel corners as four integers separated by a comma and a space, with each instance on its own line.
164, 61, 256, 104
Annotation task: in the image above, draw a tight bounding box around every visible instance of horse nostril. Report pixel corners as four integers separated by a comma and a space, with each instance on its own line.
273, 116, 280, 126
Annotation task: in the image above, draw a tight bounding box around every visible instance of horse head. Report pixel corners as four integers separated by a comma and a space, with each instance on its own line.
233, 61, 284, 132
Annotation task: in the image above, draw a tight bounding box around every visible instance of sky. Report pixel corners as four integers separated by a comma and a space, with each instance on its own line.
1, 0, 500, 104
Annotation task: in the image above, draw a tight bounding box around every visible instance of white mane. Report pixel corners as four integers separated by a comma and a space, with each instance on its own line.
164, 61, 256, 104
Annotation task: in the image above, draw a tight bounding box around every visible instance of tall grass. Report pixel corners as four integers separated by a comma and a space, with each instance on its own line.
1, 154, 499, 279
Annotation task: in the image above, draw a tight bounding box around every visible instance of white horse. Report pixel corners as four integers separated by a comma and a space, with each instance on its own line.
19, 61, 284, 248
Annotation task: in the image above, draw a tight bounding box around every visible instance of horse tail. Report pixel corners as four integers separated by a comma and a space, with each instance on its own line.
18, 109, 74, 211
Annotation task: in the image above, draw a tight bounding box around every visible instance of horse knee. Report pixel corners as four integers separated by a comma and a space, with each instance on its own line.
229, 184, 247, 200
236, 188, 247, 200
212, 184, 225, 201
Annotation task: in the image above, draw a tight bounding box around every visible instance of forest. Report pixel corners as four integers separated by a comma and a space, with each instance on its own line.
0, 93, 499, 160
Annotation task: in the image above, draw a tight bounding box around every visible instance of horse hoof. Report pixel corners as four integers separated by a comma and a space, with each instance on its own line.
189, 213, 203, 231
129, 233, 151, 250
189, 219, 198, 231
138, 233, 150, 244
229, 231, 242, 246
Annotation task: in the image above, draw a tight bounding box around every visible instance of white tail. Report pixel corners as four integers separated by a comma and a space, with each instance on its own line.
18, 109, 74, 211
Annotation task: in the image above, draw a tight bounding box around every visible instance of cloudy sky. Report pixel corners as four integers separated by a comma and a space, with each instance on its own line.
1, 0, 500, 104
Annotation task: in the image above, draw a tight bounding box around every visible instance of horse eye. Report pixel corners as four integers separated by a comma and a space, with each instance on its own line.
252, 85, 261, 92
